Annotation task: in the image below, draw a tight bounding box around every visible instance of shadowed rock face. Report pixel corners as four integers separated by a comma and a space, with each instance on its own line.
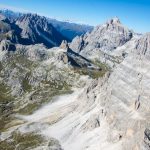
15, 14, 68, 48
0, 9, 93, 41
0, 15, 22, 43
0, 10, 93, 49
59, 40, 100, 69
0, 12, 70, 48
70, 17, 133, 55
144, 128, 150, 148
47, 18, 93, 41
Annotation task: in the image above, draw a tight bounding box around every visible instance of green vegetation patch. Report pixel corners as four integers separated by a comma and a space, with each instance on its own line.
22, 76, 32, 92
0, 62, 3, 71
0, 83, 14, 103
18, 102, 40, 115
73, 60, 109, 79
0, 131, 44, 150
0, 82, 15, 132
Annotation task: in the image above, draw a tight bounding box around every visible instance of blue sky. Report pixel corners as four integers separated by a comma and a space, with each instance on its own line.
0, 0, 149, 33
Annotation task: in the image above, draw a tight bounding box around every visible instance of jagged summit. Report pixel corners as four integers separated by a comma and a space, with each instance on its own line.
96, 17, 122, 29
0, 9, 93, 41
97, 17, 129, 33
106, 16, 121, 25
16, 13, 46, 23
60, 40, 69, 51
0, 12, 69, 47
70, 17, 133, 56
15, 13, 68, 47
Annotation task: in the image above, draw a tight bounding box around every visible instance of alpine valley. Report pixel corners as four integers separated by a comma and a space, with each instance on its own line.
0, 9, 150, 150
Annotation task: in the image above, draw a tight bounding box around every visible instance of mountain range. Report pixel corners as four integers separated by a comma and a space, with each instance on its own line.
0, 9, 150, 150
0, 9, 93, 41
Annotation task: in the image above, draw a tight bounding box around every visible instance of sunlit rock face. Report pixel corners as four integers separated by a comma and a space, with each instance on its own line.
69, 33, 150, 150
69, 17, 139, 70
135, 33, 150, 58
70, 17, 133, 55
59, 40, 69, 51
0, 40, 16, 51
103, 34, 150, 149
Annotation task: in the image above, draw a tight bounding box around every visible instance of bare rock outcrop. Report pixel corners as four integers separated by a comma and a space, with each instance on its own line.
0, 40, 16, 51
59, 40, 69, 51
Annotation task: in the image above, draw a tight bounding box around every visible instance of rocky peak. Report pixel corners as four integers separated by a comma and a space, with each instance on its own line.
16, 13, 51, 33
106, 17, 121, 25
70, 17, 133, 55
16, 13, 47, 26
59, 40, 69, 51
97, 17, 130, 34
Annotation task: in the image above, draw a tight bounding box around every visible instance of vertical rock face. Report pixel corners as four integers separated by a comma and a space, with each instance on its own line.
69, 34, 88, 53
70, 17, 133, 59
135, 33, 150, 58
144, 128, 150, 149
105, 34, 150, 150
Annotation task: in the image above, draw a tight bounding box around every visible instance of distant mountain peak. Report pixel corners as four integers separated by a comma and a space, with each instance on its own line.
0, 8, 93, 41
70, 17, 133, 56
15, 13, 68, 47
96, 17, 128, 33
107, 16, 121, 25
0, 9, 23, 21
